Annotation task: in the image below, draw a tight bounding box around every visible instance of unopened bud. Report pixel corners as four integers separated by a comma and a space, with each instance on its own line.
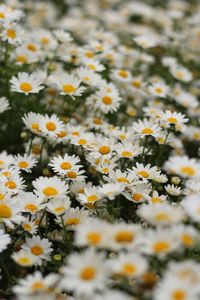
171, 176, 181, 185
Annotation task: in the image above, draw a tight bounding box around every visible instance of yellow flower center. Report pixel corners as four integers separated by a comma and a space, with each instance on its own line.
7, 29, 16, 39
85, 51, 94, 58
167, 117, 177, 124
102, 96, 113, 105
32, 145, 41, 155
180, 166, 196, 177
122, 263, 137, 275
117, 177, 130, 183
151, 197, 163, 204
25, 204, 38, 212
88, 64, 96, 70
18, 161, 29, 169
63, 84, 76, 94
172, 290, 186, 300
175, 71, 184, 80
87, 194, 98, 202
0, 204, 12, 218
98, 146, 110, 155
93, 118, 103, 125
153, 241, 170, 253
60, 162, 72, 170
31, 245, 44, 256
0, 12, 5, 18
43, 187, 58, 197
31, 123, 40, 132
54, 206, 65, 213
5, 181, 17, 189
80, 267, 96, 280
41, 37, 49, 45
115, 231, 134, 243
137, 170, 149, 178
20, 82, 33, 93
23, 223, 32, 231
118, 70, 128, 78
154, 212, 171, 222
0, 193, 5, 201
67, 171, 77, 179
27, 43, 37, 52
57, 131, 67, 138
18, 257, 32, 265
132, 193, 142, 202
16, 55, 27, 63
32, 281, 45, 291
132, 80, 141, 88
155, 87, 163, 94
141, 128, 154, 134
78, 138, 87, 145
87, 232, 101, 245
46, 121, 57, 131
121, 151, 133, 158
181, 234, 193, 246
66, 218, 80, 226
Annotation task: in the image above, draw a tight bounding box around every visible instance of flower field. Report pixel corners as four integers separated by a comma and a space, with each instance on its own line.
1, 0, 200, 299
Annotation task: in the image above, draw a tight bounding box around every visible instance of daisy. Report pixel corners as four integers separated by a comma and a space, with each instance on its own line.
1, 22, 23, 45
139, 228, 180, 257
49, 154, 82, 175
60, 207, 89, 230
10, 72, 44, 95
39, 114, 65, 138
160, 110, 189, 131
20, 192, 44, 214
46, 197, 71, 216
60, 249, 109, 295
22, 112, 43, 135
182, 194, 200, 222
111, 69, 132, 83
149, 191, 167, 204
82, 58, 105, 72
53, 29, 73, 43
2, 172, 26, 194
128, 163, 158, 181
74, 219, 110, 248
0, 196, 24, 228
77, 186, 102, 206
137, 203, 185, 226
12, 250, 36, 267
165, 184, 182, 196
124, 183, 151, 203
170, 65, 193, 82
0, 229, 11, 252
33, 176, 69, 199
154, 277, 199, 300
165, 156, 200, 178
13, 271, 58, 297
116, 142, 142, 159
77, 66, 102, 86
149, 82, 170, 97
132, 119, 161, 138
0, 151, 13, 169
93, 90, 122, 114
22, 218, 38, 235
108, 252, 147, 278
22, 236, 53, 266
133, 34, 159, 48
99, 183, 124, 200
104, 169, 136, 187
0, 97, 10, 113
13, 154, 37, 173
109, 223, 142, 251
56, 73, 86, 98
174, 225, 199, 248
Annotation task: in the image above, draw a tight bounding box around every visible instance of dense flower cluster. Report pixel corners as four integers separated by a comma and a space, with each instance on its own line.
0, 0, 200, 299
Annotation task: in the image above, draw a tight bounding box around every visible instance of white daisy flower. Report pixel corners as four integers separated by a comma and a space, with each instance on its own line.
10, 72, 44, 95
